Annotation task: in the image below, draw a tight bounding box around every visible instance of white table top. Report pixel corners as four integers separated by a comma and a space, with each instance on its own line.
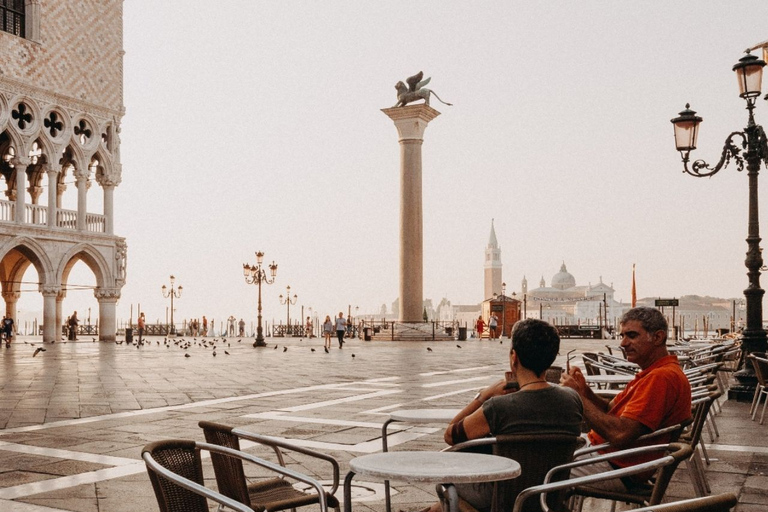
585, 374, 634, 384
388, 409, 461, 423
349, 451, 521, 484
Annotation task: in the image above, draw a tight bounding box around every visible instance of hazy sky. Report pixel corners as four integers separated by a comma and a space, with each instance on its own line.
19, 1, 768, 329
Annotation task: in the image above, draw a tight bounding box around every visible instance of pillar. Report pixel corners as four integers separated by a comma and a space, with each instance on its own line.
41, 286, 59, 342
56, 290, 65, 339
13, 159, 29, 223
94, 288, 120, 341
103, 184, 114, 234
2, 290, 20, 322
47, 165, 60, 228
76, 173, 87, 231
381, 104, 440, 322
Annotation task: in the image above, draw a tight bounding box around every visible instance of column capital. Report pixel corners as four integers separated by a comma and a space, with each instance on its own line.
381, 104, 441, 141
39, 285, 61, 297
45, 163, 62, 175
11, 156, 31, 169
2, 290, 21, 301
94, 288, 121, 302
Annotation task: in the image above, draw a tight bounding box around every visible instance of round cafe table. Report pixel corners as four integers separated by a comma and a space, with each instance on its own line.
344, 451, 521, 512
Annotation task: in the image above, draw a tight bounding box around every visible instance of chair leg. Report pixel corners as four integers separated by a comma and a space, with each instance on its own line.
699, 435, 711, 465
693, 448, 711, 494
685, 457, 707, 497
752, 388, 765, 420
750, 384, 762, 417
708, 412, 720, 439
761, 391, 768, 425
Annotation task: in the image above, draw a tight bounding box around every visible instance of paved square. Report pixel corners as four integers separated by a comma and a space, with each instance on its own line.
0, 336, 766, 512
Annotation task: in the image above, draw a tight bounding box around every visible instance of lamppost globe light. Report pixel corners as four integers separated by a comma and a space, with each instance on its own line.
269, 262, 277, 277
670, 104, 703, 152
170, 275, 175, 286
161, 284, 166, 293
733, 50, 766, 99
256, 251, 264, 264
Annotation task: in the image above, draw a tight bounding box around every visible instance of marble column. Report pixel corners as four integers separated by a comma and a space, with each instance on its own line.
13, 158, 30, 224
381, 104, 440, 322
41, 286, 59, 342
95, 288, 119, 341
47, 165, 60, 228
76, 173, 87, 231
103, 183, 114, 234
56, 290, 65, 339
2, 290, 20, 321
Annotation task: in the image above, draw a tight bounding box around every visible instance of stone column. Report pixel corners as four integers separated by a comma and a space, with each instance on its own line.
27, 186, 42, 224
12, 158, 30, 223
2, 290, 20, 321
103, 183, 114, 234
94, 288, 120, 341
56, 290, 65, 339
381, 105, 440, 322
76, 172, 87, 231
40, 286, 59, 342
47, 165, 60, 228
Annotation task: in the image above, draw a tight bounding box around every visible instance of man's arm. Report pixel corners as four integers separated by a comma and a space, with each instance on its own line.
443, 379, 509, 445
561, 367, 650, 448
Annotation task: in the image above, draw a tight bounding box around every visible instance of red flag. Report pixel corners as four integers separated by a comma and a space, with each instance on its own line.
631, 264, 637, 308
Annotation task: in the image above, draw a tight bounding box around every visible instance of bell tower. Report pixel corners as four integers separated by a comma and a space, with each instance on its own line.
484, 219, 502, 300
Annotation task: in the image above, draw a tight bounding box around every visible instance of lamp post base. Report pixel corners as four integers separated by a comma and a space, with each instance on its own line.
253, 337, 267, 348
728, 369, 759, 401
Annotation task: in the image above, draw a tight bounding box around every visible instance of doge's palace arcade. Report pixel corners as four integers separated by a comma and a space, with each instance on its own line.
0, 1, 126, 341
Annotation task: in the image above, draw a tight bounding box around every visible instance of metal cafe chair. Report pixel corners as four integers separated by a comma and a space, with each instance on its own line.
199, 420, 340, 512
438, 433, 585, 512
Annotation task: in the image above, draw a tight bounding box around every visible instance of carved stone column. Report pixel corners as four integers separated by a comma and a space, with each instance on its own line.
27, 185, 42, 224
12, 157, 30, 223
381, 104, 440, 322
56, 289, 66, 339
94, 288, 120, 341
2, 290, 21, 322
40, 285, 60, 342
103, 183, 114, 235
47, 165, 60, 227
76, 172, 87, 231
57, 182, 66, 209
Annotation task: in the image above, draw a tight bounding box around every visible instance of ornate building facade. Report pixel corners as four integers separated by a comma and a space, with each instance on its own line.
0, 1, 126, 341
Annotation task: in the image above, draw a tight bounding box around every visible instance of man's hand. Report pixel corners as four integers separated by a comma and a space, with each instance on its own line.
560, 366, 589, 396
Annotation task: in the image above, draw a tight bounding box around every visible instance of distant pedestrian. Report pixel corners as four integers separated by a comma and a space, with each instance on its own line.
137, 312, 146, 343
228, 316, 236, 337
68, 311, 79, 340
305, 316, 313, 338
238, 318, 245, 336
489, 313, 499, 339
2, 315, 13, 347
323, 315, 333, 349
475, 315, 485, 339
202, 316, 208, 337
335, 312, 346, 348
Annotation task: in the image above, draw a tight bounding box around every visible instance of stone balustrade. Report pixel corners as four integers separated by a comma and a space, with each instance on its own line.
0, 199, 106, 233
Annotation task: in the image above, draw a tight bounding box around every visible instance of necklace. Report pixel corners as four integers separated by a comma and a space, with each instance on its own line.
518, 380, 547, 390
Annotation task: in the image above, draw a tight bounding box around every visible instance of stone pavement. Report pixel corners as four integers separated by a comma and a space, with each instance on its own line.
0, 335, 765, 512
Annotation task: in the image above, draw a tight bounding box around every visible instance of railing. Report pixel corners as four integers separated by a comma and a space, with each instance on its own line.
0, 199, 14, 221
25, 203, 47, 226
57, 209, 77, 229
360, 320, 460, 341
85, 213, 105, 232
272, 324, 308, 337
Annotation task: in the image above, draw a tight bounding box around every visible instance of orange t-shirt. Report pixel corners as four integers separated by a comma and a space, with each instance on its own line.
588, 354, 692, 470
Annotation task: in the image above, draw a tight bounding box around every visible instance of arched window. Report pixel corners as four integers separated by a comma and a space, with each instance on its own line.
1, 0, 25, 38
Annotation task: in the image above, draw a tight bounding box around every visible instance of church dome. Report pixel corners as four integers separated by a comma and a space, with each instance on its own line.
551, 262, 576, 290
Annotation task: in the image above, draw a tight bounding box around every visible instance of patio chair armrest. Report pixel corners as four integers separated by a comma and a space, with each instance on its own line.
511, 452, 678, 512
230, 430, 341, 495
441, 437, 498, 452
545, 443, 677, 484
142, 451, 256, 512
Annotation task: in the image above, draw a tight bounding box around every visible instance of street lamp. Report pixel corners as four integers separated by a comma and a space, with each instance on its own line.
161, 275, 182, 336
671, 49, 768, 398
243, 251, 278, 347
279, 285, 297, 335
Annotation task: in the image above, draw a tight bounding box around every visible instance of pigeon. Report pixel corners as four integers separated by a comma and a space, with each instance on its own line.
283, 346, 287, 352
427, 347, 432, 352
351, 353, 356, 358
224, 350, 230, 355
274, 345, 278, 350
500, 340, 503, 344
324, 347, 329, 353
185, 353, 191, 358
33, 347, 46, 357
311, 348, 315, 352
456, 345, 462, 348
51, 340, 55, 344
212, 351, 216, 357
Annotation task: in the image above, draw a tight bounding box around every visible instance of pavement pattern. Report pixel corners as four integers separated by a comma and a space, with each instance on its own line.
0, 334, 766, 512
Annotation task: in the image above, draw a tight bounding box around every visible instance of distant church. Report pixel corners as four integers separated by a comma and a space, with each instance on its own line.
484, 219, 502, 300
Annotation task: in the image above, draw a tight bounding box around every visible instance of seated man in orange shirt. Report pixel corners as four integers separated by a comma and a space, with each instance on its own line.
561, 307, 692, 490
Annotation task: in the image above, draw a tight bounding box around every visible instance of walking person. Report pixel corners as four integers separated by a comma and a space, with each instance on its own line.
238, 318, 245, 336
137, 312, 146, 344
305, 316, 313, 338
488, 312, 499, 339
475, 315, 485, 339
335, 312, 346, 348
3, 315, 14, 347
323, 315, 333, 350
68, 311, 79, 340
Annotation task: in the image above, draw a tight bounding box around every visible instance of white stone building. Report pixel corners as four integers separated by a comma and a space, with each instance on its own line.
0, 1, 126, 341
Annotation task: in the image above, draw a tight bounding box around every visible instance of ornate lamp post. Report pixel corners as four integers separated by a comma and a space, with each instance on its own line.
671, 49, 768, 399
161, 275, 182, 336
243, 251, 278, 347
279, 285, 297, 335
